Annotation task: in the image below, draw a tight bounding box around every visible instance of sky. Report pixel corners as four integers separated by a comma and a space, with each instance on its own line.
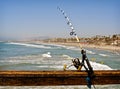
0, 0, 120, 41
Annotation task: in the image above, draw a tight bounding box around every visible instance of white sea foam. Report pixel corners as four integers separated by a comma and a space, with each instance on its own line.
0, 48, 112, 70
43, 61, 112, 70
6, 42, 51, 49
43, 43, 66, 48
62, 54, 73, 59
86, 49, 95, 54
42, 52, 52, 58
90, 61, 112, 70
115, 52, 120, 55
99, 53, 109, 57
66, 46, 75, 49
41, 43, 77, 50
35, 65, 63, 69
61, 57, 113, 70
0, 54, 44, 65
0, 56, 113, 70
67, 62, 113, 70
62, 47, 96, 55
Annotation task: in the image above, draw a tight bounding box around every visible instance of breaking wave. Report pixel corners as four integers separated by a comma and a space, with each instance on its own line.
6, 42, 51, 49
61, 54, 112, 70
42, 52, 52, 58
0, 53, 113, 70
99, 53, 109, 57
86, 49, 96, 54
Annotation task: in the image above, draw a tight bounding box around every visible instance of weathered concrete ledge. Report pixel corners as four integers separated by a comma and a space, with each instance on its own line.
0, 70, 120, 86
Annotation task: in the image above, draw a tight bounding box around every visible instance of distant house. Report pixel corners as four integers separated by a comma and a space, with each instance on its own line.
111, 40, 118, 46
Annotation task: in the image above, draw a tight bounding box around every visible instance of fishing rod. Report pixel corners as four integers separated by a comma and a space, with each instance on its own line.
57, 7, 96, 89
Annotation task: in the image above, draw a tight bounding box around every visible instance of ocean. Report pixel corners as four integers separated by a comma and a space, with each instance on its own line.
0, 42, 120, 89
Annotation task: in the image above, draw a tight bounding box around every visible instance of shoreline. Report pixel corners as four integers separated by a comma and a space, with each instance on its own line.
6, 41, 120, 54
38, 41, 120, 53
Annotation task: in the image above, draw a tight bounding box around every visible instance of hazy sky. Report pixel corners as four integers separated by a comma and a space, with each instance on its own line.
0, 0, 120, 40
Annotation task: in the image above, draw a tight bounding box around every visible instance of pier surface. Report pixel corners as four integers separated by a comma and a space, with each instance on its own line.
0, 70, 120, 86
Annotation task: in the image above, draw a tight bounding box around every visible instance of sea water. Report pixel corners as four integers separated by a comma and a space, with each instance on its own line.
0, 42, 120, 89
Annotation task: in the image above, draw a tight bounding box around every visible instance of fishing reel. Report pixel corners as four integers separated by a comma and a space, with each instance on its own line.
63, 58, 83, 70
72, 58, 83, 70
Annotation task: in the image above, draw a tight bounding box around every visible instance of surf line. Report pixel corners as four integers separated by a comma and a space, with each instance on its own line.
57, 7, 96, 89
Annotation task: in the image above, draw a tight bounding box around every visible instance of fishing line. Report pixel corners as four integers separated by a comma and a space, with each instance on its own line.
57, 7, 83, 50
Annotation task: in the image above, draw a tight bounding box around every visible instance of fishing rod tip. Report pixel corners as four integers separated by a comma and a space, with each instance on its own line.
57, 6, 60, 9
